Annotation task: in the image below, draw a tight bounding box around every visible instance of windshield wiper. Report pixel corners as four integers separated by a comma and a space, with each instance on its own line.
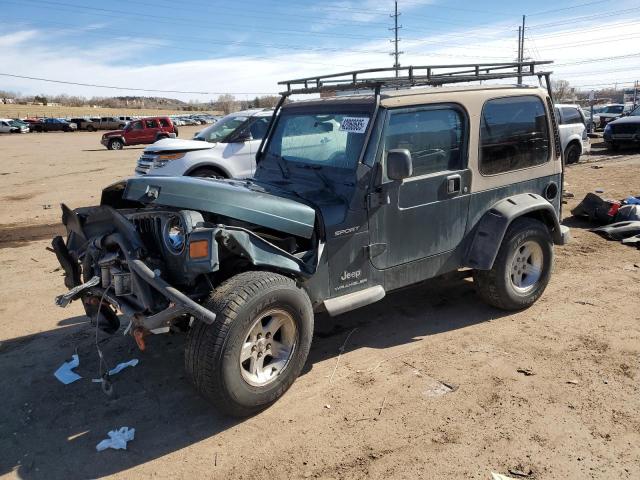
268, 153, 291, 179
294, 164, 333, 190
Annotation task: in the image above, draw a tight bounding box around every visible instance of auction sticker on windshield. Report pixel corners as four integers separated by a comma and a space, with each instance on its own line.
339, 117, 369, 134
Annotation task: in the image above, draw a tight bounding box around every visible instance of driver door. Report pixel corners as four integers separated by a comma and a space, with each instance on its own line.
368, 104, 471, 270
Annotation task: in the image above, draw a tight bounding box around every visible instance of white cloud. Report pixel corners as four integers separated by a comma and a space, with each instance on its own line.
1, 15, 639, 101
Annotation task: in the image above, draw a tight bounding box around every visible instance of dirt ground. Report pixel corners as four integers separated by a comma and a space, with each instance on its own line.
0, 131, 639, 480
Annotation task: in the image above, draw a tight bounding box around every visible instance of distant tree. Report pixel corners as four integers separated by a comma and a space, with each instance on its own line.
214, 94, 239, 114
551, 80, 575, 102
34, 95, 48, 105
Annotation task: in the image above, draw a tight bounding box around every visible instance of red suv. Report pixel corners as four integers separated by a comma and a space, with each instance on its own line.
101, 116, 178, 150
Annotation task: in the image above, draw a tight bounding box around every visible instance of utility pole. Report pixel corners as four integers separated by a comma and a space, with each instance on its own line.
518, 15, 526, 85
517, 26, 522, 84
390, 1, 403, 77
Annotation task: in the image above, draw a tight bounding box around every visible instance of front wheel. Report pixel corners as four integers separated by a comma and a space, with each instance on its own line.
564, 143, 581, 164
189, 167, 225, 179
185, 271, 314, 417
474, 218, 553, 311
107, 138, 123, 150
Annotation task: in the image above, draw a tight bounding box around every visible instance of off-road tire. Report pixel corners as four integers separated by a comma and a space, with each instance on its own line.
185, 271, 314, 417
107, 138, 123, 150
474, 217, 553, 311
189, 167, 226, 179
564, 142, 581, 164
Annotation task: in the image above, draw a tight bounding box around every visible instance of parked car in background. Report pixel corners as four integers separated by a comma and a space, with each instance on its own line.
101, 116, 177, 150
87, 116, 127, 132
135, 109, 272, 177
603, 104, 640, 150
597, 104, 634, 129
0, 118, 25, 133
10, 119, 31, 132
30, 118, 77, 132
580, 108, 600, 132
555, 104, 590, 164
118, 116, 133, 123
69, 118, 95, 131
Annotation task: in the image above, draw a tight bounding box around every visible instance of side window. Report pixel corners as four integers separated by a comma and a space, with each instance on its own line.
131, 121, 143, 130
145, 119, 157, 129
560, 107, 583, 125
480, 96, 549, 175
385, 107, 464, 177
248, 117, 270, 140
158, 118, 170, 128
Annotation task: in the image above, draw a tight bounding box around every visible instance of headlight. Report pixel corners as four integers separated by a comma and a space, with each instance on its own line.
164, 216, 186, 254
153, 152, 186, 168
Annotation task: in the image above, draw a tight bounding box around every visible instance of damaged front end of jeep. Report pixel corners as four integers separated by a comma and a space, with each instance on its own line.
52, 176, 320, 347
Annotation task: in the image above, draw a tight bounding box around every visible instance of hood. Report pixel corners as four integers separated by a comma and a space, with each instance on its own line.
609, 115, 640, 125
120, 176, 316, 239
143, 138, 215, 153
104, 129, 124, 137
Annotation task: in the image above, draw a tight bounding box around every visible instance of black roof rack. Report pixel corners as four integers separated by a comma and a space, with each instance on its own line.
278, 61, 554, 95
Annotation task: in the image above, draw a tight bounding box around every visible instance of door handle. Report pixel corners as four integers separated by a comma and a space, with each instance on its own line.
446, 174, 461, 194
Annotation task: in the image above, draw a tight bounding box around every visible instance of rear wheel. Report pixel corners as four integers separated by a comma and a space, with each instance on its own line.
107, 138, 123, 150
185, 271, 314, 417
474, 218, 553, 311
564, 142, 581, 164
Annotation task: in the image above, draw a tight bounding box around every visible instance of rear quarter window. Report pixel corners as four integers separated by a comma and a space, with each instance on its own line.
480, 95, 550, 175
560, 107, 583, 125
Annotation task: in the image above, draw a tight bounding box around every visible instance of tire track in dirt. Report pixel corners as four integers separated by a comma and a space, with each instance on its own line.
0, 222, 64, 248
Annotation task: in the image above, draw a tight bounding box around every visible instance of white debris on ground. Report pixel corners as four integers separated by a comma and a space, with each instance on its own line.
96, 427, 135, 452
53, 354, 82, 385
92, 359, 139, 382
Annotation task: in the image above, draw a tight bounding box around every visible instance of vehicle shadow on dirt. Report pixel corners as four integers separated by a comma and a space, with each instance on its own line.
81, 147, 146, 152
0, 273, 506, 479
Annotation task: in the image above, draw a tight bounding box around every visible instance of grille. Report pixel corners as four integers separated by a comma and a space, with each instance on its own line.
132, 216, 163, 255
611, 123, 640, 135
135, 154, 156, 175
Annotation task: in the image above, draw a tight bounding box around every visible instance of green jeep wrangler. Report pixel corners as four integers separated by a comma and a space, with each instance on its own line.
53, 62, 570, 416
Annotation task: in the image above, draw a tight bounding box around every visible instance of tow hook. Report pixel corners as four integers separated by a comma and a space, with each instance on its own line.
133, 327, 147, 351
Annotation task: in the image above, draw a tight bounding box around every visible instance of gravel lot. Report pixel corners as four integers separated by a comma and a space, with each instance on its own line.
0, 131, 639, 479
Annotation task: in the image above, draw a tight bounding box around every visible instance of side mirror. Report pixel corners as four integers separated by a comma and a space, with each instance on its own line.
233, 131, 252, 143
386, 149, 413, 181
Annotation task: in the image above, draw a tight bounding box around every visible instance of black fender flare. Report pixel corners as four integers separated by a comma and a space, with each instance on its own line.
464, 193, 563, 271
184, 162, 231, 178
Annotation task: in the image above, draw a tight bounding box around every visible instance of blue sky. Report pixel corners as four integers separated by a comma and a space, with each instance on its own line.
1, 0, 639, 101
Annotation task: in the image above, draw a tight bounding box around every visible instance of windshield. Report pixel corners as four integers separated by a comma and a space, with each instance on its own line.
264, 112, 371, 170
603, 105, 623, 114
630, 106, 640, 116
194, 115, 248, 143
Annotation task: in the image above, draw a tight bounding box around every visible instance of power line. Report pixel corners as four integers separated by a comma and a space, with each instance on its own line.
1, 17, 389, 56
0, 72, 276, 96
528, 7, 638, 29
527, 0, 612, 16
16, 0, 391, 41
554, 52, 640, 67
